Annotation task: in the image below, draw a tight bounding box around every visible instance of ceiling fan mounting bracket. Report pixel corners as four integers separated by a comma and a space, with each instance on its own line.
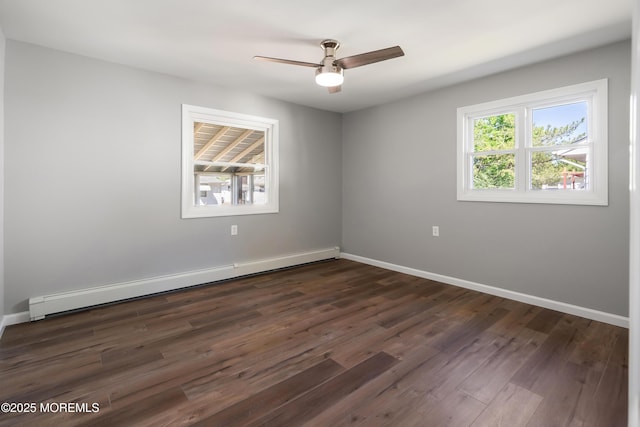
320, 39, 340, 58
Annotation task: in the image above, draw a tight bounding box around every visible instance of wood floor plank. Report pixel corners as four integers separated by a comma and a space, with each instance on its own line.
376, 297, 433, 329
525, 308, 565, 333
510, 315, 585, 393
525, 361, 587, 427
302, 344, 443, 427
432, 307, 509, 353
487, 298, 544, 338
418, 388, 486, 427
80, 387, 189, 427
151, 354, 340, 426
192, 358, 344, 426
246, 352, 398, 427
408, 331, 504, 402
0, 259, 628, 426
458, 327, 545, 404
581, 331, 628, 427
470, 382, 543, 426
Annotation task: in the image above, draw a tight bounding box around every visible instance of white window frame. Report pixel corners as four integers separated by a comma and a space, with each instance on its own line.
457, 79, 608, 205
181, 104, 279, 218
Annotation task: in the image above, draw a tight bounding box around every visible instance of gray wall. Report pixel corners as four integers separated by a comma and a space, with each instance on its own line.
3, 39, 631, 318
342, 40, 630, 316
4, 41, 342, 314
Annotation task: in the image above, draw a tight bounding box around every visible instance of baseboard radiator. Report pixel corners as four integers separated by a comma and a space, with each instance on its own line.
29, 247, 340, 321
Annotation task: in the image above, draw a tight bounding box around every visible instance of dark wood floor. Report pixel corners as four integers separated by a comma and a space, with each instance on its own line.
0, 259, 628, 426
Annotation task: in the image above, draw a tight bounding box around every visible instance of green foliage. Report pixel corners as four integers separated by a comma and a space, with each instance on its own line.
472, 114, 516, 188
472, 113, 586, 189
473, 154, 515, 189
531, 152, 586, 189
473, 114, 515, 151
532, 118, 585, 147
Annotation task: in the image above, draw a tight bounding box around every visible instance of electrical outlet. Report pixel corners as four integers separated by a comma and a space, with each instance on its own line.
432, 226, 440, 237
231, 225, 238, 236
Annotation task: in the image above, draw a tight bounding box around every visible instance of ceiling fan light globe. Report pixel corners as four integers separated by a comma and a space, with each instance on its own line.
315, 67, 344, 87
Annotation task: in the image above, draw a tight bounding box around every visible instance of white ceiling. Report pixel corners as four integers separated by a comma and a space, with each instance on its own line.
0, 0, 632, 113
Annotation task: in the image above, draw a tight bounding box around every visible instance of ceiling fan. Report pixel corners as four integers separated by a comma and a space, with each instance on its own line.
254, 39, 404, 93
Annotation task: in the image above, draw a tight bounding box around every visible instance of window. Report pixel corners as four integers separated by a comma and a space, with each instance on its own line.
181, 104, 279, 218
457, 79, 607, 205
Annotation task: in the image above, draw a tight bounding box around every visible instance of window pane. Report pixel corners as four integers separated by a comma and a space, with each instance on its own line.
198, 174, 231, 205
457, 79, 606, 205
472, 154, 515, 189
532, 102, 587, 147
531, 150, 587, 190
193, 122, 266, 207
236, 174, 267, 205
182, 104, 279, 218
473, 114, 516, 152
193, 122, 265, 174
252, 174, 266, 204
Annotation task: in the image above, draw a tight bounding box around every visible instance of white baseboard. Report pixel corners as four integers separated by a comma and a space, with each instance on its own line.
28, 247, 340, 321
0, 311, 31, 338
10, 247, 627, 330
340, 252, 629, 328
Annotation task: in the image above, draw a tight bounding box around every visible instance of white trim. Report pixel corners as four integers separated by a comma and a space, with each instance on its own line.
457, 79, 608, 206
28, 247, 340, 321
629, 0, 640, 424
340, 252, 628, 328
0, 311, 31, 338
9, 246, 625, 330
181, 104, 279, 219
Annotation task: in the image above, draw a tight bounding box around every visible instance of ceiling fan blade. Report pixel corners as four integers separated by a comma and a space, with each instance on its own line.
336, 46, 404, 69
328, 85, 342, 94
253, 56, 319, 68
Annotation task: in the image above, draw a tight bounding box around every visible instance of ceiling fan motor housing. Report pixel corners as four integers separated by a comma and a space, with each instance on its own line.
315, 61, 343, 87
316, 40, 344, 87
